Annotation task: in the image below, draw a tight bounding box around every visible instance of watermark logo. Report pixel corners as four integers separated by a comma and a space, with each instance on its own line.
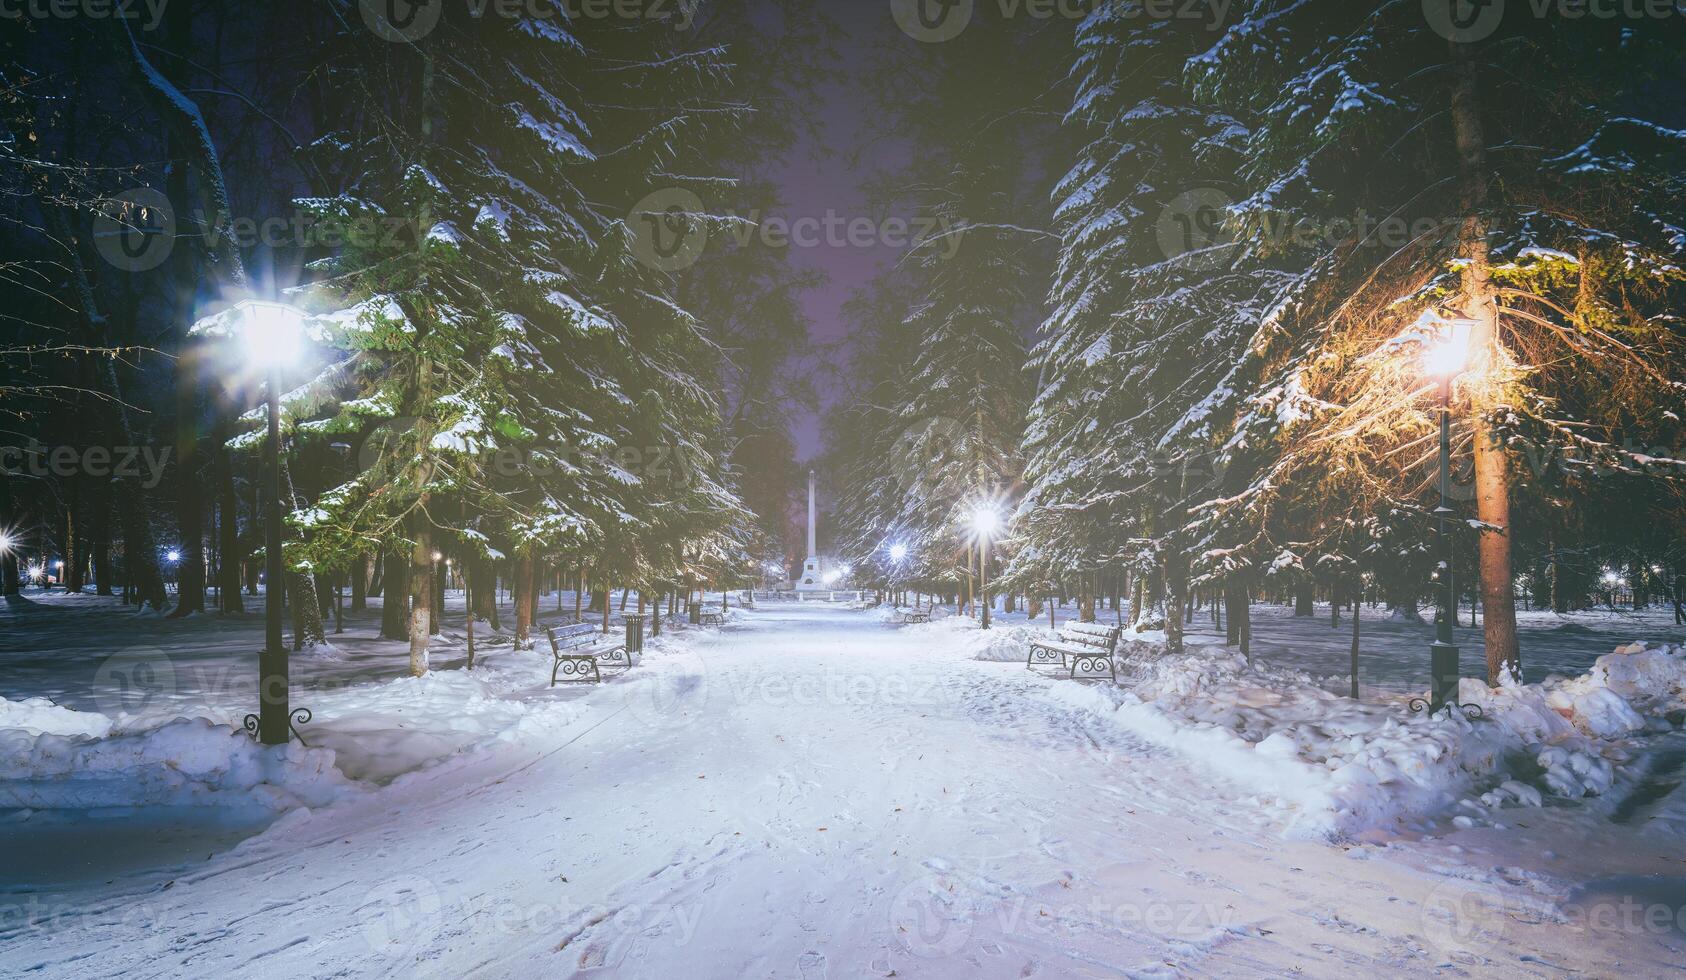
357, 416, 419, 475
888, 416, 968, 500
0, 0, 170, 29
359, 0, 697, 43
891, 0, 975, 42
359, 0, 442, 42
93, 646, 176, 718
92, 188, 176, 273
894, 0, 1232, 42
628, 188, 709, 273
1424, 0, 1506, 42
626, 188, 962, 272
0, 441, 174, 489
1156, 187, 1235, 271
888, 874, 975, 957
623, 650, 709, 727
1418, 877, 1513, 954
358, 875, 445, 955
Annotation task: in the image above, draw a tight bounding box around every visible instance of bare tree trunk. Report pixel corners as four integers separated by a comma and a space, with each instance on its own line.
63, 499, 80, 594
351, 554, 367, 611
1294, 580, 1314, 617
408, 520, 433, 675
1450, 33, 1520, 683
1222, 579, 1243, 644
284, 463, 325, 649
49, 206, 169, 610
380, 547, 410, 640
513, 552, 534, 649
214, 414, 242, 612
1349, 585, 1362, 699
465, 576, 476, 669
472, 556, 499, 628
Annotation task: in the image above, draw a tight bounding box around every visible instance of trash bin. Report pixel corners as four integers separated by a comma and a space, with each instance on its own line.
624, 614, 646, 655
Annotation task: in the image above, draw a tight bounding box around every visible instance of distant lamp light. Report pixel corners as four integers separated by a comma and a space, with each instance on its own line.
1421, 316, 1476, 379
53, 559, 63, 570
236, 299, 307, 370
166, 550, 181, 563
0, 532, 12, 553
971, 506, 1001, 538
888, 543, 908, 562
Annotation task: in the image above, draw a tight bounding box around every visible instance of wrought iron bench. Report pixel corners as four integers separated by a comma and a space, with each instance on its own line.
898, 604, 932, 624
1027, 622, 1121, 681
698, 604, 726, 626
546, 624, 630, 686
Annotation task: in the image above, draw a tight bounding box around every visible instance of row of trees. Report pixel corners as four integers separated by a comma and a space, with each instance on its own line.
0, 1, 828, 672
829, 2, 1686, 682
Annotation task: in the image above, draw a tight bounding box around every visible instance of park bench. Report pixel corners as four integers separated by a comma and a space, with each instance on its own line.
546, 624, 630, 686
698, 603, 726, 626
1027, 622, 1121, 681
896, 603, 932, 624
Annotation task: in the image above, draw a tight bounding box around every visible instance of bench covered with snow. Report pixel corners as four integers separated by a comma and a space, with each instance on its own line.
1027, 622, 1121, 681
546, 624, 630, 686
698, 603, 726, 626
897, 604, 932, 624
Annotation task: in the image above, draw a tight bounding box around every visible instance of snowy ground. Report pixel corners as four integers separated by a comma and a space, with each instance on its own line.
2, 596, 1685, 977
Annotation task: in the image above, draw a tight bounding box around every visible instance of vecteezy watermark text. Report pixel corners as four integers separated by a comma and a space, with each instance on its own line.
892, 0, 1233, 43
358, 0, 697, 43
627, 188, 962, 272
0, 0, 168, 29
0, 441, 172, 489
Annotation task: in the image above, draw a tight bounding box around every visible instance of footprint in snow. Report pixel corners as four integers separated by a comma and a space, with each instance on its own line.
797, 949, 827, 979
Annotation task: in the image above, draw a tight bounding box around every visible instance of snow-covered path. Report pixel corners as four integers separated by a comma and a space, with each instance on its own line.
4, 605, 1676, 977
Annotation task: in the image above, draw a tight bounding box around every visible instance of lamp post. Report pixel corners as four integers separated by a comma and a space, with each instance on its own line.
1421, 318, 1473, 715
236, 300, 307, 746
971, 507, 1000, 630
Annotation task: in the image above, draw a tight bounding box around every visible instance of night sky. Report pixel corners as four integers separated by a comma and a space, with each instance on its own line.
764, 3, 913, 461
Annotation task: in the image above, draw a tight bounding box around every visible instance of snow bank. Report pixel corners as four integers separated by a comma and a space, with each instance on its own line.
1027, 637, 1685, 839
0, 634, 588, 811
0, 718, 356, 813
0, 695, 114, 739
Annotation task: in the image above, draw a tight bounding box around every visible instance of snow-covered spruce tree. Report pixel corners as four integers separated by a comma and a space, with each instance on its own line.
832, 7, 1067, 607
1187, 2, 1686, 682
1014, 4, 1284, 640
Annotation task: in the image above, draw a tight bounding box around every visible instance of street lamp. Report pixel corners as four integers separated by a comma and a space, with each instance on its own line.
971, 506, 1001, 630
1418, 317, 1473, 715
234, 300, 307, 746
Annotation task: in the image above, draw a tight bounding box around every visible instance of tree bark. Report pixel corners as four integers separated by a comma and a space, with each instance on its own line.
90, 479, 113, 596
214, 414, 242, 612
379, 547, 410, 640
1450, 32, 1520, 683
1294, 580, 1314, 617
513, 552, 534, 649
49, 205, 169, 610
351, 554, 367, 611
408, 520, 433, 675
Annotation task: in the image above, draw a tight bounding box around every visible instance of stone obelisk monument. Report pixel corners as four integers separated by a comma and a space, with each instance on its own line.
796, 469, 825, 591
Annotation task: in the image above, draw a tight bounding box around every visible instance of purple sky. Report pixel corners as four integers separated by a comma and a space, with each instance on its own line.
765, 3, 914, 462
